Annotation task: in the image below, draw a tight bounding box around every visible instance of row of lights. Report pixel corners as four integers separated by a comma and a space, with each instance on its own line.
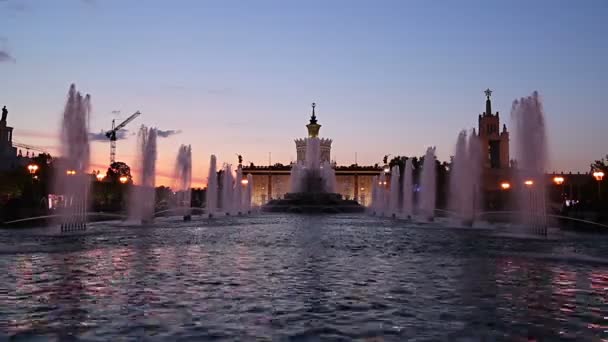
500, 179, 543, 190
500, 172, 605, 190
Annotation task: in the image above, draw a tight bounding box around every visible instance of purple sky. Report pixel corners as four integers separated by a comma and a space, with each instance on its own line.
1, 0, 607, 185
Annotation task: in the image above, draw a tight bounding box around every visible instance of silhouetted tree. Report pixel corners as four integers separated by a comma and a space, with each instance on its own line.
591, 155, 608, 173
106, 161, 132, 184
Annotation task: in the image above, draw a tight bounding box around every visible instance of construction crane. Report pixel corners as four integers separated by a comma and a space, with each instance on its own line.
105, 111, 141, 164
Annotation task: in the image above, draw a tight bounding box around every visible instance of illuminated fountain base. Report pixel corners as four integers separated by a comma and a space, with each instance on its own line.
262, 192, 364, 214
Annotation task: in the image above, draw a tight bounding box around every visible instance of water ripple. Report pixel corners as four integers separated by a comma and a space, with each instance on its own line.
1, 214, 608, 340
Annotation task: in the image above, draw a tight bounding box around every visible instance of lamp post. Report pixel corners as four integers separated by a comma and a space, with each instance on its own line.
27, 164, 39, 184
593, 171, 604, 200
27, 164, 39, 176
553, 176, 565, 204
119, 176, 128, 184
524, 179, 534, 223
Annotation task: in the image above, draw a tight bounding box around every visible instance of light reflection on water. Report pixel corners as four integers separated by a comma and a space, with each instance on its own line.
1, 214, 608, 340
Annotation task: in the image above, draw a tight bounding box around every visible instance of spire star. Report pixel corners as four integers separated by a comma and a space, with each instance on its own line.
484, 88, 492, 99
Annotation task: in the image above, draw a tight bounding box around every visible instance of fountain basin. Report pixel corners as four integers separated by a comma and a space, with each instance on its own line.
262, 192, 365, 214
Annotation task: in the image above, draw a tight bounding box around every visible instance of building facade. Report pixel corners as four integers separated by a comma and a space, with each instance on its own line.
243, 103, 382, 206
0, 106, 28, 171
294, 103, 332, 163
475, 89, 512, 192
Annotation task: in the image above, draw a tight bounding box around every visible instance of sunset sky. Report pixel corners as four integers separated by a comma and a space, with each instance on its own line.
1, 0, 607, 186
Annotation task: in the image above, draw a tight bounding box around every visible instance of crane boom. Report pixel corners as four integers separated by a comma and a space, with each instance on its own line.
114, 111, 141, 132
104, 110, 141, 164
13, 141, 49, 154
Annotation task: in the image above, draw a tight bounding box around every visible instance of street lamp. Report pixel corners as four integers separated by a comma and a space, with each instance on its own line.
593, 171, 604, 200
500, 182, 511, 190
524, 180, 534, 187
27, 164, 39, 175
119, 176, 128, 184
553, 176, 565, 202
66, 169, 76, 175
241, 179, 249, 186
96, 172, 105, 181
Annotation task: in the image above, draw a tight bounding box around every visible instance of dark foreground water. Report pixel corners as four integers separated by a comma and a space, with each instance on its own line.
1, 214, 608, 341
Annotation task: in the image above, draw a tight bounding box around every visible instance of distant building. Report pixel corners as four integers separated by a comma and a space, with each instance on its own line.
243, 104, 382, 206
0, 106, 29, 171
294, 103, 332, 163
477, 89, 510, 169
474, 90, 512, 192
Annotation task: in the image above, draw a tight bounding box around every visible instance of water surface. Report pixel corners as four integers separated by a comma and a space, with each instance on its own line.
1, 214, 608, 341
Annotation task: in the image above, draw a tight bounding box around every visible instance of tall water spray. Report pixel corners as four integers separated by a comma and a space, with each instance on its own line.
233, 167, 243, 214
371, 176, 379, 213
419, 147, 437, 220
288, 137, 336, 194
129, 126, 157, 224
467, 130, 483, 220
321, 160, 337, 193
174, 145, 192, 220
448, 131, 482, 225
376, 172, 388, 216
305, 137, 321, 170
221, 164, 234, 215
244, 174, 253, 213
511, 91, 549, 232
55, 84, 91, 231
206, 155, 218, 217
289, 162, 304, 193
402, 159, 414, 218
388, 165, 400, 216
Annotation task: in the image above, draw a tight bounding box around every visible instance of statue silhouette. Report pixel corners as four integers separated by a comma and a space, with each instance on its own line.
1, 106, 7, 122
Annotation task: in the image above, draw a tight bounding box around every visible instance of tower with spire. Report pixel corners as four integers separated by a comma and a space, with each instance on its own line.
476, 89, 510, 169
295, 102, 333, 163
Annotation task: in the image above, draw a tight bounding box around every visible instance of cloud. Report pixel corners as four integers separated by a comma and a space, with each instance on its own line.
89, 129, 128, 142
0, 50, 15, 63
156, 129, 181, 138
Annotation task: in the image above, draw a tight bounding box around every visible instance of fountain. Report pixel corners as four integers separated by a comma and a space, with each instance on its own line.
511, 91, 549, 234
263, 137, 364, 213
321, 160, 337, 193
448, 130, 482, 226
388, 165, 400, 217
289, 162, 304, 193
244, 173, 253, 213
174, 145, 192, 221
371, 172, 388, 216
402, 158, 414, 218
206, 155, 218, 218
233, 166, 243, 215
370, 175, 379, 215
221, 164, 234, 215
128, 126, 157, 224
419, 146, 437, 221
54, 84, 91, 232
